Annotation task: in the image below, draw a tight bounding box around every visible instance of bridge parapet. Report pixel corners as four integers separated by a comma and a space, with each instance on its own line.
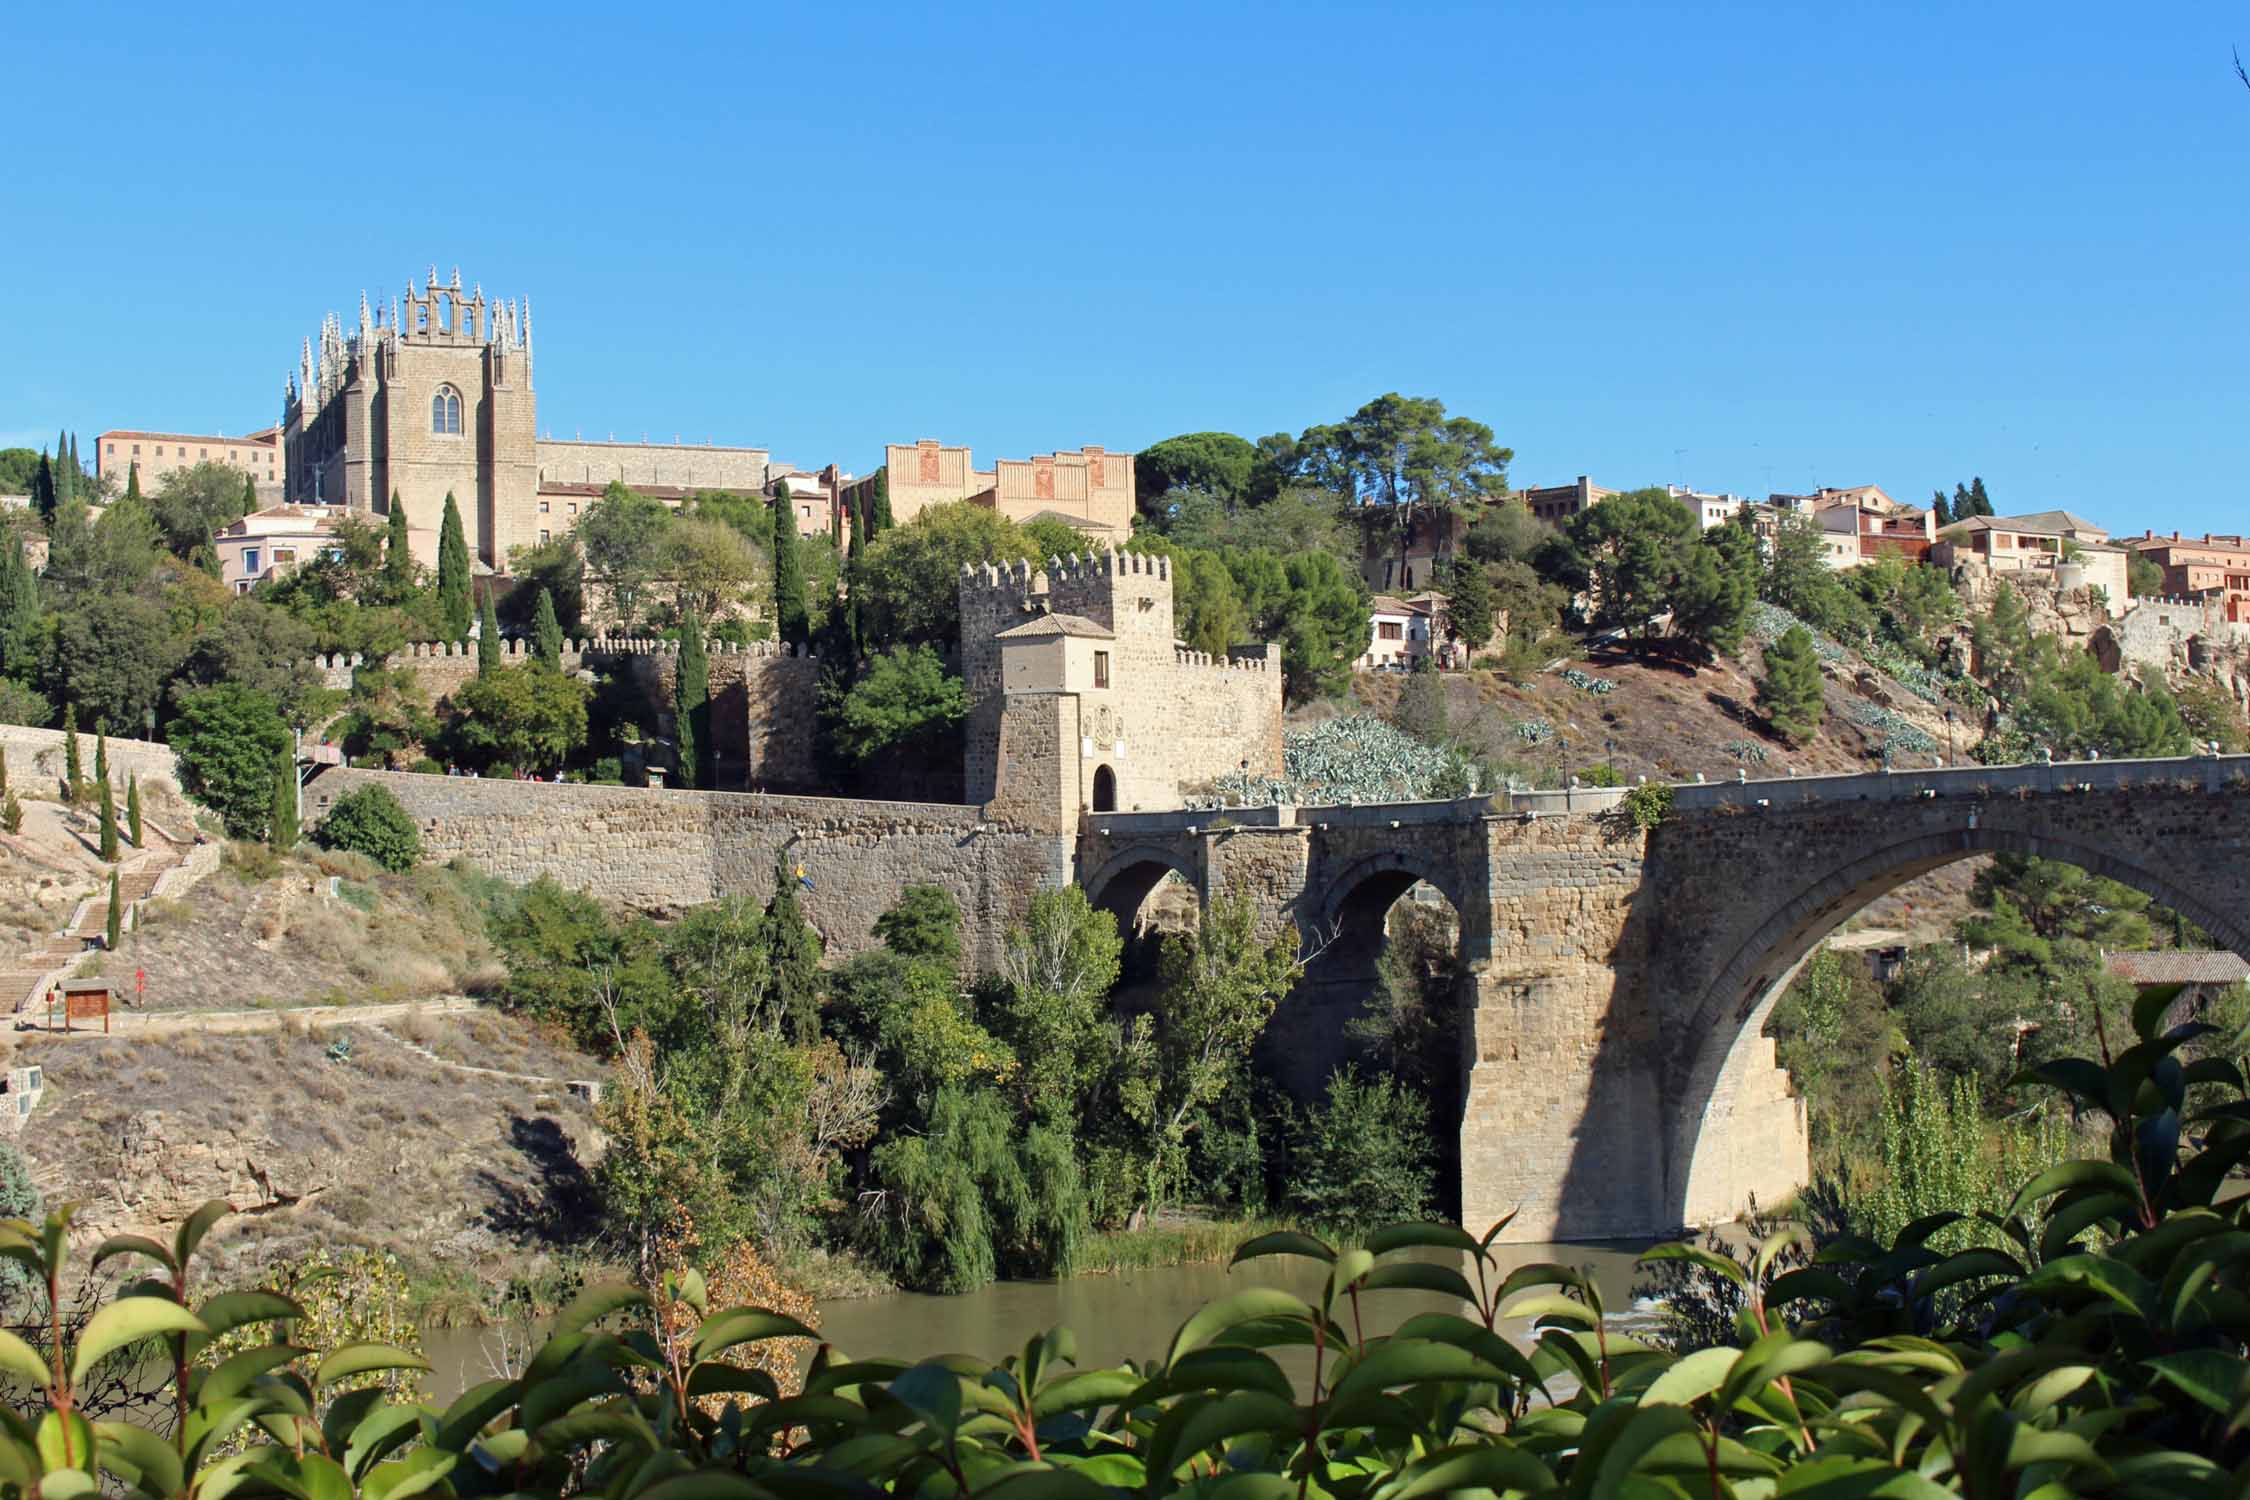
1667, 751, 2249, 813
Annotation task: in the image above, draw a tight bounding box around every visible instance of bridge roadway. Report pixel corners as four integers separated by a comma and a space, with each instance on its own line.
1078, 752, 2250, 1241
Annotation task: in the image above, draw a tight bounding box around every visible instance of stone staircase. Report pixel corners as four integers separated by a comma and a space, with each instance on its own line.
1, 818, 210, 1018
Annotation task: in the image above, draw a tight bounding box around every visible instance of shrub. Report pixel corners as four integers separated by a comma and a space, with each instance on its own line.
316, 784, 422, 872
1281, 1067, 1433, 1234
1622, 781, 1673, 828
169, 683, 290, 838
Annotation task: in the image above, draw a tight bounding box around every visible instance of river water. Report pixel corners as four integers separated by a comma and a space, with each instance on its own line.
418, 1238, 1660, 1399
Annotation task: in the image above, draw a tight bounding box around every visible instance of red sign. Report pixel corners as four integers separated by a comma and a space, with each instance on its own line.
135, 968, 145, 999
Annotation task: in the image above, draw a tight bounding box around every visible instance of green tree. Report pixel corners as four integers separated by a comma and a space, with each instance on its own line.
1136, 432, 1261, 524
1269, 551, 1369, 703
1, 793, 18, 835
1122, 891, 1302, 1213
532, 586, 563, 668
674, 612, 709, 788
477, 590, 501, 678
1438, 556, 1495, 658
0, 450, 37, 495
829, 644, 967, 766
448, 662, 590, 774
30, 453, 55, 524
150, 461, 255, 559
269, 753, 298, 851
170, 684, 291, 837
1394, 658, 1448, 742
1464, 499, 1546, 565
316, 784, 421, 872
870, 466, 894, 532
1930, 489, 1953, 527
97, 774, 118, 862
763, 858, 824, 1043
383, 494, 414, 594
2128, 553, 2164, 597
995, 886, 1124, 1121
0, 1143, 36, 1296
1758, 624, 1826, 744
437, 492, 472, 639
1283, 1068, 1435, 1233
1290, 394, 1511, 580
104, 869, 120, 950
171, 602, 327, 728
579, 483, 672, 627
62, 704, 81, 799
855, 503, 1037, 648
0, 529, 42, 680
771, 483, 809, 646
94, 724, 107, 784
126, 774, 142, 847
874, 884, 963, 967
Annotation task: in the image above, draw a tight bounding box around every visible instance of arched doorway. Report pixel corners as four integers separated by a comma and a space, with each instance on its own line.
1665, 828, 2250, 1231
1091, 764, 1117, 812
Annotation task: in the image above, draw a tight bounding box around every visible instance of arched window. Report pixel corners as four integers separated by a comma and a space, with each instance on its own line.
431, 385, 463, 435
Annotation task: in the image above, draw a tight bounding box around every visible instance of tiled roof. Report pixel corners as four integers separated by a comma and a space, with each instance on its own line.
2104, 950, 2250, 985
96, 429, 278, 446
994, 612, 1113, 640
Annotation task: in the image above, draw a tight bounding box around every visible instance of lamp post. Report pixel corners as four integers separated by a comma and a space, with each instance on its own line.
1605, 737, 1617, 779
1944, 707, 1957, 767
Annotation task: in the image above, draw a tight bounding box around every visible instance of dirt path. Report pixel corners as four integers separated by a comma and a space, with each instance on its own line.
16, 993, 481, 1037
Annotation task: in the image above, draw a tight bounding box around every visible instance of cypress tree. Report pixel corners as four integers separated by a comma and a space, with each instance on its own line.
1930, 489, 1952, 528
438, 492, 472, 639
98, 776, 118, 863
61, 705, 80, 801
477, 590, 501, 678
240, 472, 258, 515
270, 753, 298, 852
53, 430, 70, 506
126, 774, 142, 848
0, 531, 39, 678
94, 724, 107, 785
104, 870, 120, 951
67, 434, 79, 496
847, 494, 864, 559
871, 467, 894, 532
771, 483, 808, 646
1969, 476, 1993, 517
533, 586, 563, 668
0, 750, 9, 800
384, 492, 414, 591
1757, 625, 1826, 746
765, 856, 823, 1043
123, 462, 142, 506
674, 612, 709, 789
2, 794, 19, 836
31, 454, 54, 524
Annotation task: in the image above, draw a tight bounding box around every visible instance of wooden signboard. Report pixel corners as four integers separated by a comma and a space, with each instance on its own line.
49, 981, 112, 1034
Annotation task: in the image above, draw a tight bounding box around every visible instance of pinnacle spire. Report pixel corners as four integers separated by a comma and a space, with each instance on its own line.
450, 265, 462, 290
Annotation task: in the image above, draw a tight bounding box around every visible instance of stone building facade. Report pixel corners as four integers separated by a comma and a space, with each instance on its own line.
96, 427, 282, 502
960, 550, 1282, 832
842, 440, 1137, 539
281, 268, 776, 570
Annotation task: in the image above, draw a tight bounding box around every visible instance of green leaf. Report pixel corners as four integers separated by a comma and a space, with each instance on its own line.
1328, 1339, 1507, 1402
2145, 1350, 2248, 1415
630, 1474, 776, 1500
965, 1470, 1111, 1500
0, 1328, 50, 1389
890, 1362, 963, 1436
37, 1472, 96, 1500
1029, 1368, 1141, 1418
2037, 1192, 2136, 1263
1359, 1261, 1478, 1304
1588, 1404, 1700, 1500
90, 1234, 175, 1276
190, 1290, 304, 1350
1362, 1222, 1482, 1258
1371, 1444, 1559, 1500
2015, 1255, 2157, 1320
1165, 1289, 1317, 1364
684, 1364, 782, 1403
2005, 1160, 2141, 1222
1911, 1248, 2022, 1304
314, 1342, 430, 1389
1145, 1347, 1295, 1403
1228, 1230, 1333, 1267
689, 1308, 819, 1363
2009, 1058, 2115, 1113
36, 1409, 95, 1476
1501, 1292, 1599, 1328
94, 1418, 183, 1498
1772, 1454, 1956, 1500
71, 1297, 207, 1384
1637, 1241, 1748, 1286
1637, 1345, 1738, 1407
554, 1281, 651, 1336
1144, 1391, 1298, 1481
173, 1199, 232, 1271
360, 1451, 458, 1500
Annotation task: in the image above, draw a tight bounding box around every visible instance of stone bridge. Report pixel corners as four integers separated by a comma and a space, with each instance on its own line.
1081, 754, 2250, 1243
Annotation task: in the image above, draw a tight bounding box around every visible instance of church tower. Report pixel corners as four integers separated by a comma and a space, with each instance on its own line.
282, 266, 538, 569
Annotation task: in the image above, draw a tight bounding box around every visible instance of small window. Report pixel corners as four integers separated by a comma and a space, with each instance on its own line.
132, 444, 140, 455
539, 529, 551, 544
1093, 651, 1110, 689
243, 548, 261, 573
1379, 621, 1404, 641
199, 448, 208, 458
273, 548, 296, 565
431, 385, 463, 435
567, 503, 578, 516
105, 443, 114, 455
538, 500, 550, 513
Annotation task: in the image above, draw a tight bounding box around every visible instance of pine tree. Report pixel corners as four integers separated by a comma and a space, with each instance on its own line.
385, 492, 414, 592
270, 753, 298, 852
674, 612, 709, 789
1758, 625, 1826, 746
98, 776, 118, 863
104, 870, 120, 951
1969, 476, 1993, 517
765, 856, 823, 1043
61, 705, 81, 801
871, 467, 894, 532
1953, 482, 1971, 523
31, 453, 54, 524
1931, 489, 1952, 527
771, 483, 809, 646
438, 492, 472, 639
0, 532, 38, 679
477, 591, 501, 678
533, 587, 563, 668
126, 774, 142, 848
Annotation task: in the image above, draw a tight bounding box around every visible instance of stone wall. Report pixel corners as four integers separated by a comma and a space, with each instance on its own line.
299, 768, 1070, 970
309, 638, 822, 789
533, 440, 771, 493
0, 726, 182, 795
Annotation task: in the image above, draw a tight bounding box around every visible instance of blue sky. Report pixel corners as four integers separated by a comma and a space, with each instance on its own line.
5, 2, 2247, 535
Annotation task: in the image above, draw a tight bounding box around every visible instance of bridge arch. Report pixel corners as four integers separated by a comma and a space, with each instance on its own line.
1082, 843, 1206, 978
1667, 822, 2250, 1228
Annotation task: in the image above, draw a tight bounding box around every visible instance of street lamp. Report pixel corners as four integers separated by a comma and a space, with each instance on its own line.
1605, 738, 1617, 778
